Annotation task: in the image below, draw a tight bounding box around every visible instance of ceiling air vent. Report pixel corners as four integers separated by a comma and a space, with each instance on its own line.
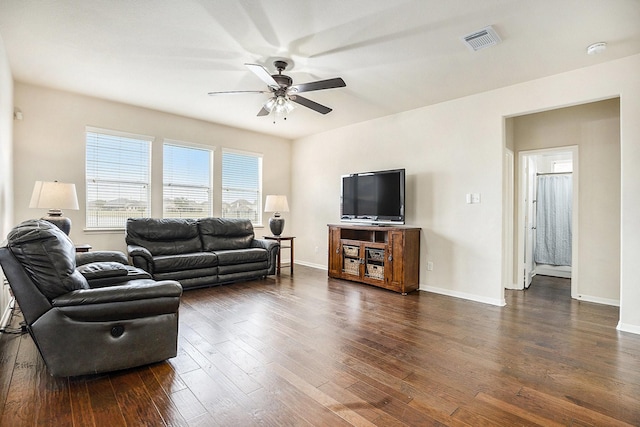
461, 26, 501, 51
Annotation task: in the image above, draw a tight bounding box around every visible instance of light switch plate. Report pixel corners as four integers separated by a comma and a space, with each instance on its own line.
466, 193, 481, 204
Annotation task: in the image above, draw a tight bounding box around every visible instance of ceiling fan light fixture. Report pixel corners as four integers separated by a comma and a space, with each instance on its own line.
263, 97, 277, 113
264, 95, 294, 115
275, 96, 295, 115
211, 60, 345, 118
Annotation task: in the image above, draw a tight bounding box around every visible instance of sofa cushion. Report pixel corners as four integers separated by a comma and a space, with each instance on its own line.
126, 218, 202, 255
215, 248, 267, 265
153, 252, 218, 273
7, 220, 89, 299
198, 218, 254, 251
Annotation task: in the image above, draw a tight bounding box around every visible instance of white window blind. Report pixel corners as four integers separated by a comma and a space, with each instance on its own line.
222, 150, 262, 224
85, 129, 151, 229
163, 143, 213, 218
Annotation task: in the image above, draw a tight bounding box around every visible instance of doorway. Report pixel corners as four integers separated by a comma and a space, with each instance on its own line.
517, 148, 578, 295
504, 98, 621, 307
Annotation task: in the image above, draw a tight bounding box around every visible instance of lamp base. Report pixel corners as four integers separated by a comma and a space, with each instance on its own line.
269, 216, 285, 236
42, 211, 72, 235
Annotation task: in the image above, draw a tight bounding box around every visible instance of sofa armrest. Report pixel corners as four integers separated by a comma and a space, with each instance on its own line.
127, 244, 154, 273
251, 239, 280, 275
52, 280, 182, 306
51, 280, 182, 321
76, 251, 129, 266
77, 261, 129, 280
76, 262, 152, 288
251, 238, 279, 251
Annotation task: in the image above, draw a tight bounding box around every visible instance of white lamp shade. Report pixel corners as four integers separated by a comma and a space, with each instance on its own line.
29, 181, 79, 210
264, 195, 289, 213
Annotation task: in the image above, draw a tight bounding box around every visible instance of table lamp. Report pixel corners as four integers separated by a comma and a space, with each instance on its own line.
29, 181, 79, 235
264, 195, 289, 236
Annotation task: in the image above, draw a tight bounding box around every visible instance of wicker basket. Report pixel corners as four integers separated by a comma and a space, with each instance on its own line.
344, 258, 360, 275
366, 264, 384, 280
367, 249, 384, 262
343, 245, 359, 257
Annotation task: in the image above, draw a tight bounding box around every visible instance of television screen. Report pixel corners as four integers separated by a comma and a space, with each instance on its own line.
341, 169, 405, 224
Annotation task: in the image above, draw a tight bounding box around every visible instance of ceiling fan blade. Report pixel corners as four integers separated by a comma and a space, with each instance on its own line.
208, 90, 269, 96
245, 63, 279, 89
290, 77, 346, 94
257, 106, 271, 116
291, 95, 333, 114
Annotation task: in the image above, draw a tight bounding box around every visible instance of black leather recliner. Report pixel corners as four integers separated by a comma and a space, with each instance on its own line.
0, 219, 183, 377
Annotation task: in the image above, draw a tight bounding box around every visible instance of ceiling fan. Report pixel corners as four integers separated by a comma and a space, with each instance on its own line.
208, 60, 346, 117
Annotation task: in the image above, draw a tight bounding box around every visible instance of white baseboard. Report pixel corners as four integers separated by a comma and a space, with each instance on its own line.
535, 265, 572, 278
420, 284, 506, 307
575, 294, 620, 307
293, 260, 327, 270
617, 321, 640, 335
0, 297, 15, 331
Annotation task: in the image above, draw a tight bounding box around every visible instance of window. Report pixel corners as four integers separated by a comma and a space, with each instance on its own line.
553, 160, 572, 173
222, 150, 262, 224
163, 142, 213, 218
86, 128, 151, 229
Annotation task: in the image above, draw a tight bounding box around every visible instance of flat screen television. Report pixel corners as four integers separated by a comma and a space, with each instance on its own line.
340, 168, 405, 225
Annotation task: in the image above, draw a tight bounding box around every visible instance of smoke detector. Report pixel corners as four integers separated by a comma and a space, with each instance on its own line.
586, 42, 607, 55
461, 26, 502, 51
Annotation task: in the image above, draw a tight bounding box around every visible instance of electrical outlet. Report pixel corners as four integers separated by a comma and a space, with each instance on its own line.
427, 261, 433, 271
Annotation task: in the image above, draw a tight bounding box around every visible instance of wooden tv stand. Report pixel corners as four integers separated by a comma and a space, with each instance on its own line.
328, 224, 420, 295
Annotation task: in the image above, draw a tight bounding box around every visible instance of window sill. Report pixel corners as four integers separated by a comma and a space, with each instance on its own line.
82, 228, 125, 234
84, 223, 266, 233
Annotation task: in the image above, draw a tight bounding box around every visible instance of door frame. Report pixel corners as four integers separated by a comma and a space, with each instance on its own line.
502, 149, 515, 290
516, 146, 579, 297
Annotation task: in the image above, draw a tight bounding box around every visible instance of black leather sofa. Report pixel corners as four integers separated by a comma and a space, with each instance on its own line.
125, 217, 279, 290
0, 220, 182, 377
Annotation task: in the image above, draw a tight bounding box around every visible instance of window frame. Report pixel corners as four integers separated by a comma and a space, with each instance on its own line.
162, 140, 214, 219
221, 148, 263, 225
85, 127, 152, 230
552, 159, 573, 173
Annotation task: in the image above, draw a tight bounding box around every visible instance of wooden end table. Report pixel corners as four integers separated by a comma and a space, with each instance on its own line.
263, 236, 295, 275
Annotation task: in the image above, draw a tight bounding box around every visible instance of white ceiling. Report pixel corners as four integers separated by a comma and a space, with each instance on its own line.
1, 0, 639, 140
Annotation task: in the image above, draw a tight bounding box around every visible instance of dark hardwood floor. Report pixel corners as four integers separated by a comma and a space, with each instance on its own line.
1, 267, 639, 426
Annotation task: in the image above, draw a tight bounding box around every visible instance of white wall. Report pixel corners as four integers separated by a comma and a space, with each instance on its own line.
292, 94, 506, 306
0, 33, 14, 326
12, 83, 292, 253
290, 54, 640, 334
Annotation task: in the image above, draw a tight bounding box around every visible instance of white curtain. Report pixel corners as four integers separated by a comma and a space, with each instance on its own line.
535, 174, 572, 266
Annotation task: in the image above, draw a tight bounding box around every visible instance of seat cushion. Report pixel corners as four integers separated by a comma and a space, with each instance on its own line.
215, 248, 267, 265
6, 220, 89, 299
153, 252, 218, 273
